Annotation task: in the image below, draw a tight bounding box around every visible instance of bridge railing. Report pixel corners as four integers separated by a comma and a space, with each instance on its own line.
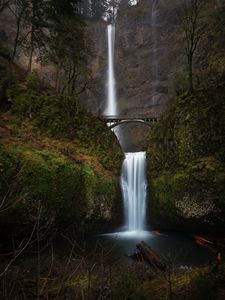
100, 115, 159, 129
102, 115, 159, 119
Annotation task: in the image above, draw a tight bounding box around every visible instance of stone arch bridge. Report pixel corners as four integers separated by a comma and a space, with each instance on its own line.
102, 115, 158, 129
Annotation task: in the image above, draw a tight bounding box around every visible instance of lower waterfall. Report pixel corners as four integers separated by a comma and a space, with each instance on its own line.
121, 152, 147, 232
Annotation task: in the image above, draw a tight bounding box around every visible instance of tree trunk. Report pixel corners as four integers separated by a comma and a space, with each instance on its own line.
71, 63, 77, 95
12, 15, 22, 61
0, 1, 10, 13
136, 241, 166, 270
55, 62, 60, 92
27, 25, 34, 73
188, 54, 194, 93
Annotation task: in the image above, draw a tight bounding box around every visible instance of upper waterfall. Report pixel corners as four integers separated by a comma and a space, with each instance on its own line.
105, 24, 117, 116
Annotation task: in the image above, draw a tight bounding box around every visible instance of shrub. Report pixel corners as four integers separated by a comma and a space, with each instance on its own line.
190, 273, 215, 300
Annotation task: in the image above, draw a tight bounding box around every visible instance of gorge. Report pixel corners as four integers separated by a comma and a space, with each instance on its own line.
99, 5, 218, 266
0, 0, 225, 299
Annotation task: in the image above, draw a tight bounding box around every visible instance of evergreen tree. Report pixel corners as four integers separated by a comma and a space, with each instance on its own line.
43, 0, 89, 94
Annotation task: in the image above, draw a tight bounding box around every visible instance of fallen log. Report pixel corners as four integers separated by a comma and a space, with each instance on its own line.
136, 241, 166, 270
126, 252, 142, 260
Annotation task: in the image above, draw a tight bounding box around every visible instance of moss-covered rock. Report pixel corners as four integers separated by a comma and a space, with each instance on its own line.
0, 141, 122, 239
0, 61, 124, 239
147, 88, 225, 232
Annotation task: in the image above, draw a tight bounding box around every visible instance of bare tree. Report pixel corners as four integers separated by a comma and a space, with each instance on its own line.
182, 0, 205, 93
0, 0, 11, 13
9, 0, 29, 61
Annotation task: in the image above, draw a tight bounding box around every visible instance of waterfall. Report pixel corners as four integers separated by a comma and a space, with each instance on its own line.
105, 24, 117, 116
103, 23, 148, 236
121, 152, 147, 232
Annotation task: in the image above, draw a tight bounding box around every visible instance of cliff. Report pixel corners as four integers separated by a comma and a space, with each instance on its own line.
80, 0, 183, 150
0, 53, 124, 239
147, 87, 225, 233
116, 0, 173, 115
83, 0, 182, 116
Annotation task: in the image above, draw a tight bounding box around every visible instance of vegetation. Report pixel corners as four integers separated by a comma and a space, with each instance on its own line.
0, 42, 123, 239
147, 87, 225, 231
77, 0, 120, 22
0, 0, 90, 95
0, 241, 223, 300
0, 0, 225, 299
146, 0, 225, 231
174, 0, 225, 95
181, 0, 205, 93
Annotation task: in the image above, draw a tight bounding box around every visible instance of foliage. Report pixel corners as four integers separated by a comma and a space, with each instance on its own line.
1, 0, 90, 97
8, 75, 123, 172
180, 0, 205, 92
0, 48, 16, 107
25, 70, 41, 91
77, 0, 120, 22
174, 1, 225, 94
147, 88, 225, 229
190, 273, 215, 300
0, 145, 84, 231
0, 141, 122, 237
0, 48, 123, 237
113, 276, 149, 300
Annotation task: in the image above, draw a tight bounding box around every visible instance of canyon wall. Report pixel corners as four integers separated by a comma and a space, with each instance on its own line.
82, 0, 183, 150
84, 0, 182, 117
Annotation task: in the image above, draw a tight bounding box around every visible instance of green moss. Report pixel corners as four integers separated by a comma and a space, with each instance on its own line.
147, 88, 225, 229
113, 275, 149, 300
0, 52, 123, 237
0, 145, 86, 230
0, 140, 122, 237
190, 273, 216, 300
149, 174, 179, 224
9, 84, 123, 174
94, 176, 116, 196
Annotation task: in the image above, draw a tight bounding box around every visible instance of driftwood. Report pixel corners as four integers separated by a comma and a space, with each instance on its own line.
136, 241, 166, 270
127, 252, 142, 260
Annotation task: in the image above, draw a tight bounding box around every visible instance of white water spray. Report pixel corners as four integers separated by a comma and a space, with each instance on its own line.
105, 24, 117, 115
121, 152, 147, 232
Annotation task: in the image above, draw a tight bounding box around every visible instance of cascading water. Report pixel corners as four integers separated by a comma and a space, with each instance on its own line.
121, 152, 147, 232
104, 23, 148, 235
98, 3, 214, 264
105, 24, 117, 116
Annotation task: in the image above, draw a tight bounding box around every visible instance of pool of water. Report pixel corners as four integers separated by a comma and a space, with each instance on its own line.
87, 230, 215, 266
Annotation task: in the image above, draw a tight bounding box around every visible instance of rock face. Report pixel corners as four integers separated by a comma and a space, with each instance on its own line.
0, 53, 124, 238
81, 20, 108, 115
0, 0, 182, 118
147, 88, 225, 233
0, 0, 183, 150
0, 143, 123, 238
82, 0, 183, 151
84, 0, 182, 116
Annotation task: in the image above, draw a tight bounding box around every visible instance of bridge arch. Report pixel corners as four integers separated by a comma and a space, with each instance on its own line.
102, 116, 158, 129
108, 119, 153, 129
